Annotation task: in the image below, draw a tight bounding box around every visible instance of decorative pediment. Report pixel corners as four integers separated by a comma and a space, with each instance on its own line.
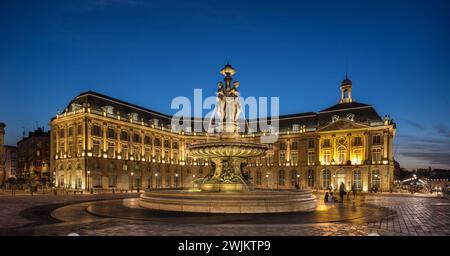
317, 119, 369, 132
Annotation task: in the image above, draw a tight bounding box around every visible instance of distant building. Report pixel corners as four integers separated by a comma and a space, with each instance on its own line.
17, 128, 51, 185
0, 122, 5, 185
4, 146, 17, 180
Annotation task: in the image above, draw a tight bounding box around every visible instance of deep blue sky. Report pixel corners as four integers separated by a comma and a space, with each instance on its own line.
1, 0, 449, 169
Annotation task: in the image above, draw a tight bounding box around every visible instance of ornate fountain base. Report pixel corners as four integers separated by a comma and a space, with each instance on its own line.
139, 190, 317, 213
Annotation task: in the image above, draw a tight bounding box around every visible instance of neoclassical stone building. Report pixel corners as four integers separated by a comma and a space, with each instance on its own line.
50, 74, 396, 192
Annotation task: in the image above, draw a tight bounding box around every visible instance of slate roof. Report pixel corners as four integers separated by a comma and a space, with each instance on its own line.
60, 91, 384, 132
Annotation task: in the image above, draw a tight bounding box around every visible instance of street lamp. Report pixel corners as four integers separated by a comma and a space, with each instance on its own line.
296, 174, 300, 189
266, 174, 270, 190
130, 172, 134, 192
192, 174, 196, 189
155, 173, 158, 189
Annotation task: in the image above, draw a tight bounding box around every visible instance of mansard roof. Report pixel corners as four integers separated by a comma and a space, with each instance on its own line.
66, 90, 172, 124
317, 101, 382, 126
60, 91, 385, 131
320, 101, 371, 112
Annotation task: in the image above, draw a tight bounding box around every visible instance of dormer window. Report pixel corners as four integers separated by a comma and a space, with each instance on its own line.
102, 106, 114, 115
347, 113, 355, 121
292, 124, 300, 132
70, 103, 82, 112
129, 113, 139, 122
151, 119, 159, 126
332, 115, 339, 123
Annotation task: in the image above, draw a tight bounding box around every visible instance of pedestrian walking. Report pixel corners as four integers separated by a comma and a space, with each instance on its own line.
339, 182, 345, 203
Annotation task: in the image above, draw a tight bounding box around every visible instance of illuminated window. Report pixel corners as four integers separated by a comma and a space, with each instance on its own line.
291, 152, 298, 165
145, 147, 151, 160
144, 136, 151, 145
107, 128, 115, 139
308, 139, 315, 149
133, 134, 141, 143
120, 131, 129, 141
323, 150, 331, 164
121, 144, 128, 159
278, 170, 285, 186
353, 170, 361, 190
291, 141, 298, 150
323, 169, 331, 188
134, 145, 140, 160
92, 140, 100, 157
308, 151, 315, 165
372, 135, 381, 145
308, 169, 315, 187
322, 139, 331, 148
279, 151, 286, 164
92, 125, 102, 137
372, 148, 382, 162
337, 146, 346, 164
108, 142, 115, 158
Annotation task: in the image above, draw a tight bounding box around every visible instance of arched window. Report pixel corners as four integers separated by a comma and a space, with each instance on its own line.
353, 170, 361, 190
372, 169, 380, 189
278, 170, 285, 186
308, 169, 315, 187
323, 169, 331, 189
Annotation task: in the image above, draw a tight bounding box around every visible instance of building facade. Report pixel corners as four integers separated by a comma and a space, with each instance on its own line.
0, 122, 5, 185
50, 75, 396, 192
17, 128, 51, 185
4, 146, 17, 180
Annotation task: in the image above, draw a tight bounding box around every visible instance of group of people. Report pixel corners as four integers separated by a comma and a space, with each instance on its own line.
324, 182, 359, 203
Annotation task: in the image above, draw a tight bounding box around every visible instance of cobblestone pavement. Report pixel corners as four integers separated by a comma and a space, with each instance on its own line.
0, 193, 448, 236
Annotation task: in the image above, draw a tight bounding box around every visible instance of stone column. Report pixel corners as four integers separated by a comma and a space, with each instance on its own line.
347, 133, 352, 163
364, 132, 369, 163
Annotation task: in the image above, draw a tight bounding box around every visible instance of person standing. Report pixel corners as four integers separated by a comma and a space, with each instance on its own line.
339, 182, 345, 203
351, 183, 356, 199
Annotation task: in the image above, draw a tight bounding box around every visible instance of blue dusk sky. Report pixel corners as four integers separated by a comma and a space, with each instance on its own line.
0, 0, 449, 169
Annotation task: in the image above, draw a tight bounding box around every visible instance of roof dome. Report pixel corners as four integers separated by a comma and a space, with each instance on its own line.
341, 72, 352, 86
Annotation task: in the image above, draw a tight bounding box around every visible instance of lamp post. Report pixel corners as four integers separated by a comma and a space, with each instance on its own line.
296, 174, 300, 189
155, 173, 159, 189
266, 174, 270, 190
192, 174, 196, 189
175, 173, 179, 188
130, 172, 134, 192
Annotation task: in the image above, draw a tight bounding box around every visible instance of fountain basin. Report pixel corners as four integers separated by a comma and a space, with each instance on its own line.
189, 141, 268, 158
140, 190, 317, 213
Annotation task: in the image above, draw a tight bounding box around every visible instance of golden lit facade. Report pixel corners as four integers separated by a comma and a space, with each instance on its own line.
50, 76, 395, 192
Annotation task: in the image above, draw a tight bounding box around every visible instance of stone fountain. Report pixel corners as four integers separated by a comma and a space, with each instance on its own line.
140, 64, 316, 213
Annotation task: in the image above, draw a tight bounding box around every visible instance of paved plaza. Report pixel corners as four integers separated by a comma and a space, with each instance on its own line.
0, 192, 448, 236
